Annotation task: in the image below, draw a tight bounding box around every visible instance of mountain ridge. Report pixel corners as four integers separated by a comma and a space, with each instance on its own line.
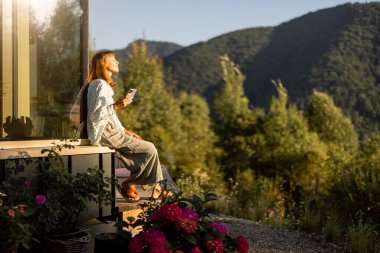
116, 2, 380, 134
162, 2, 380, 134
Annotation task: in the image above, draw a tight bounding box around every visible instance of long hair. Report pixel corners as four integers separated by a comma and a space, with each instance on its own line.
87, 51, 116, 87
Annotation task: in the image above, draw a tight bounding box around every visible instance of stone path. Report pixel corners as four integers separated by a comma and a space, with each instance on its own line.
212, 215, 347, 253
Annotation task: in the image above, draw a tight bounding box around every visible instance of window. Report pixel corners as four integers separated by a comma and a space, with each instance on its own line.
0, 0, 88, 140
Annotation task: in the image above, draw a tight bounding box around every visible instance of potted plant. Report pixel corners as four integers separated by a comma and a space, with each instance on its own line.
28, 142, 115, 252
96, 191, 250, 253
0, 179, 35, 252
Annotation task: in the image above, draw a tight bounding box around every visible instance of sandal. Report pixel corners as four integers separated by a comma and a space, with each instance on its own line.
150, 183, 173, 200
121, 182, 140, 202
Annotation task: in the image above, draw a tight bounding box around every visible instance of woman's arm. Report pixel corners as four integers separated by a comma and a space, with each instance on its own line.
113, 96, 133, 110
125, 129, 142, 139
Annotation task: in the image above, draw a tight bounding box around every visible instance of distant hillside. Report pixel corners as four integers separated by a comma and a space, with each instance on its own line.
163, 27, 273, 99
115, 40, 182, 70
163, 3, 380, 135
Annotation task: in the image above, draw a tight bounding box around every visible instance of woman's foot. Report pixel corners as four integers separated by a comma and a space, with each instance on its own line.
150, 183, 172, 200
121, 182, 140, 202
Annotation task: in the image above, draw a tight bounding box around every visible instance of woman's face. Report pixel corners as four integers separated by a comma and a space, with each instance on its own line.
105, 54, 119, 74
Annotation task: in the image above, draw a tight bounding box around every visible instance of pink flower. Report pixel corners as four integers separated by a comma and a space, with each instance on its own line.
143, 229, 166, 248
35, 195, 47, 205
206, 223, 229, 236
181, 208, 198, 224
150, 208, 163, 222
151, 204, 182, 223
129, 235, 145, 253
174, 219, 198, 234
235, 236, 250, 253
18, 204, 25, 213
188, 246, 203, 253
205, 239, 223, 253
23, 180, 30, 188
8, 209, 15, 217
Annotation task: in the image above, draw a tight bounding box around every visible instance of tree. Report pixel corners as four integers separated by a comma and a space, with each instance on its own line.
33, 0, 82, 137
251, 80, 328, 209
119, 41, 182, 169
327, 132, 380, 224
213, 55, 256, 176
305, 90, 358, 160
176, 92, 220, 176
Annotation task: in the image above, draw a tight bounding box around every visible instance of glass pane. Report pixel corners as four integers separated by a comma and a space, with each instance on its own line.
1, 0, 83, 140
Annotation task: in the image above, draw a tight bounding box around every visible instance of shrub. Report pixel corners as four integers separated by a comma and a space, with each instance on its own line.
119, 192, 251, 253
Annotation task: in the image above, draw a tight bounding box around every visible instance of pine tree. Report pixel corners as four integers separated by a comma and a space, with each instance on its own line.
213, 55, 256, 176
251, 80, 328, 207
305, 90, 358, 160
118, 41, 182, 169
34, 0, 82, 137
176, 92, 220, 176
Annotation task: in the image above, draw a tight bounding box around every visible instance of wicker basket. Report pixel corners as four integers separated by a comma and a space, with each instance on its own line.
43, 230, 91, 253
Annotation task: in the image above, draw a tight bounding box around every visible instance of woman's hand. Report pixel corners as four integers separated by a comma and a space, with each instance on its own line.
125, 130, 142, 139
113, 96, 133, 110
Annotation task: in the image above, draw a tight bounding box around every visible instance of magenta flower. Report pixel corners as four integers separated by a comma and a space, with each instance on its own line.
150, 208, 163, 222
182, 208, 199, 224
143, 229, 166, 248
188, 246, 203, 253
35, 194, 47, 205
151, 203, 182, 223
174, 219, 198, 234
235, 235, 250, 253
149, 247, 170, 253
205, 239, 224, 253
23, 180, 30, 188
128, 235, 145, 253
206, 222, 229, 236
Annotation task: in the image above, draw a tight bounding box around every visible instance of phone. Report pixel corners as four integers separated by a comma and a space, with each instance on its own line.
126, 88, 137, 99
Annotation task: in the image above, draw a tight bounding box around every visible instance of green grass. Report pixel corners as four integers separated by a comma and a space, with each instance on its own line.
322, 216, 341, 242
348, 220, 378, 253
299, 208, 323, 233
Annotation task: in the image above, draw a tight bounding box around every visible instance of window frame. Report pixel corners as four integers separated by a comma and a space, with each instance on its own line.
0, 0, 89, 142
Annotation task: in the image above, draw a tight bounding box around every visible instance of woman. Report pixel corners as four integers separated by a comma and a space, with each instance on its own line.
86, 51, 164, 201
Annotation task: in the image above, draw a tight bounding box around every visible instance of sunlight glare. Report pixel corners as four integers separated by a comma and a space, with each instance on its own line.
29, 0, 57, 23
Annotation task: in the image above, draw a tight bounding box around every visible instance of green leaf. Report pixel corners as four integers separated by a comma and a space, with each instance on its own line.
184, 234, 198, 245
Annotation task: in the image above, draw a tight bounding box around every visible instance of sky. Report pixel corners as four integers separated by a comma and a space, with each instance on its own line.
89, 0, 379, 50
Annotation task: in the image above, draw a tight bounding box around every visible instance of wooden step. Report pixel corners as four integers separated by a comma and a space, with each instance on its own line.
115, 164, 177, 218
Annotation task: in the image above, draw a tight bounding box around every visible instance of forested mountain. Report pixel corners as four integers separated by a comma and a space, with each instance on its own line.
163, 3, 380, 135
164, 27, 273, 98
114, 39, 182, 70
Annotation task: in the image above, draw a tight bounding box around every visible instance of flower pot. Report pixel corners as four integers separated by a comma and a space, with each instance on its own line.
94, 233, 129, 253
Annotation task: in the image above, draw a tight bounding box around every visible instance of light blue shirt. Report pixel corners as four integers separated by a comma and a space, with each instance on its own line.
87, 79, 125, 145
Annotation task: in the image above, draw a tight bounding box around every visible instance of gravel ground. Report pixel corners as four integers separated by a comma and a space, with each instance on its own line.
212, 215, 347, 253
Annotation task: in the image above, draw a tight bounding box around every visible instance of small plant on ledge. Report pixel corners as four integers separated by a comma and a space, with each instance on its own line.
117, 191, 250, 253
1, 140, 116, 252
31, 142, 115, 237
